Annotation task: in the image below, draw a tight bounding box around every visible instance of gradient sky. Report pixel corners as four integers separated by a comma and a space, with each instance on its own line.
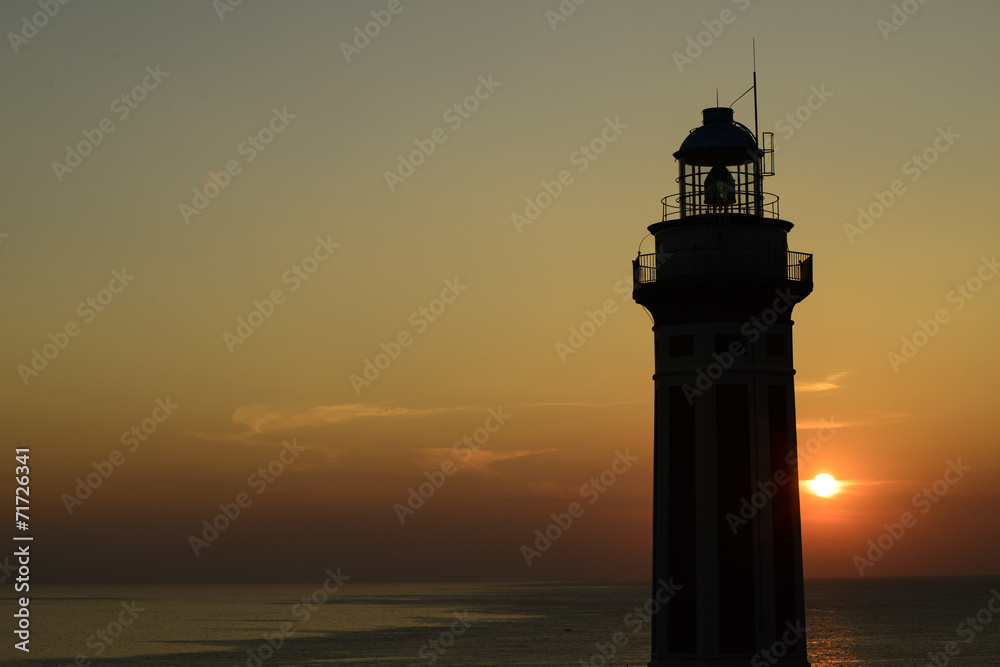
3, 0, 999, 584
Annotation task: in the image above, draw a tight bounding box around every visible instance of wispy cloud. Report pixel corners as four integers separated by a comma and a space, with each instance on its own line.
231, 402, 468, 435
519, 400, 646, 409
414, 447, 559, 472
797, 412, 910, 430
796, 370, 852, 393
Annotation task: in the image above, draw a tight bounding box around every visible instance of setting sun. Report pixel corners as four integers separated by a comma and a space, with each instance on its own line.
810, 474, 840, 498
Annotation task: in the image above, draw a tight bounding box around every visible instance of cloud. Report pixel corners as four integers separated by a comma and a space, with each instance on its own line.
796, 412, 910, 430
413, 447, 559, 473
519, 400, 647, 409
796, 370, 852, 393
231, 402, 468, 435
229, 399, 645, 436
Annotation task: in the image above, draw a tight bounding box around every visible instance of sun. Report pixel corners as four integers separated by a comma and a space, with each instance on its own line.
810, 474, 839, 497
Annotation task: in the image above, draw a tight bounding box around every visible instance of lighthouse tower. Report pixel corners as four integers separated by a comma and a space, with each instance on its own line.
632, 105, 813, 666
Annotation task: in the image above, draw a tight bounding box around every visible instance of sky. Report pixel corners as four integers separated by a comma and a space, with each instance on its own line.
2, 0, 999, 585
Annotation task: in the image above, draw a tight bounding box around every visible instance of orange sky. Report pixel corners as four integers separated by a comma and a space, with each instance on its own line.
2, 0, 999, 584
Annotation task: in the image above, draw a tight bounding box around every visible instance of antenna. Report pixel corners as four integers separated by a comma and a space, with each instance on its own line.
753, 39, 759, 143
716, 88, 719, 107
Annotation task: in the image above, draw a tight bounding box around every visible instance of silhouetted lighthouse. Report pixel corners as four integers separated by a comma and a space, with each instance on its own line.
632, 104, 813, 666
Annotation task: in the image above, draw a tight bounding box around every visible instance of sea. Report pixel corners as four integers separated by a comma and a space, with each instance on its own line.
3, 577, 1000, 666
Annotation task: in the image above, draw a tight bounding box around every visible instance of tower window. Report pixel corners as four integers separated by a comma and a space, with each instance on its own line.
669, 335, 694, 357
766, 334, 787, 358
715, 334, 743, 354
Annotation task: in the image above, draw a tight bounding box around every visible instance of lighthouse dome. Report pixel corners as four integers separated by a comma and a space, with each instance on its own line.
673, 107, 759, 166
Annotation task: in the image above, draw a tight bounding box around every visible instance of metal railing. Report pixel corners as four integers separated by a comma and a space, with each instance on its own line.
661, 191, 780, 221
633, 248, 813, 286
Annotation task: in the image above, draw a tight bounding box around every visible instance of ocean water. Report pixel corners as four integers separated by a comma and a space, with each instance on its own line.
4, 577, 1000, 666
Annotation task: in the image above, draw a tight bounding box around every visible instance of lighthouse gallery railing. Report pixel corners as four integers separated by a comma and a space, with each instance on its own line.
633, 248, 813, 286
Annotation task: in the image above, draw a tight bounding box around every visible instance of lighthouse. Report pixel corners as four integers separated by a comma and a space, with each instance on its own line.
633, 104, 813, 666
